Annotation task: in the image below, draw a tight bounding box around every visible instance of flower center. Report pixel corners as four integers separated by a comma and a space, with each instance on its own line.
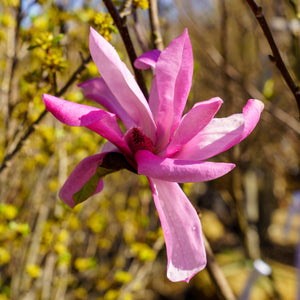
126, 127, 155, 154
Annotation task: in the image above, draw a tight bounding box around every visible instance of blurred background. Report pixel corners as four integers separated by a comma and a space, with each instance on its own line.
0, 0, 300, 299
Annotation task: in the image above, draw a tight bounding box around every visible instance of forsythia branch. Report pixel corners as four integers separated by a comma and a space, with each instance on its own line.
0, 54, 92, 174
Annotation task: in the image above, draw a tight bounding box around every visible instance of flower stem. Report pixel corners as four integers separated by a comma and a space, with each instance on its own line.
245, 0, 300, 118
103, 0, 149, 100
203, 235, 236, 300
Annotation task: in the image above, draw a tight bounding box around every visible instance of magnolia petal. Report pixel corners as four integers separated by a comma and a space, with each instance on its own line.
43, 94, 111, 127
148, 178, 206, 282
89, 27, 156, 141
101, 141, 121, 153
165, 98, 223, 156
136, 150, 235, 182
154, 29, 194, 150
78, 78, 135, 129
148, 76, 160, 121
59, 154, 105, 208
134, 49, 161, 69
43, 94, 132, 156
175, 99, 264, 160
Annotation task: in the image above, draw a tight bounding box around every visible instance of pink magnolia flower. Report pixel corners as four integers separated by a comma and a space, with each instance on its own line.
43, 27, 263, 282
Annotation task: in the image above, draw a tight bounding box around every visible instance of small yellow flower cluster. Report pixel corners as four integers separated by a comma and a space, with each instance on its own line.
0, 248, 10, 266
74, 257, 97, 272
30, 32, 56, 51
28, 32, 67, 74
26, 264, 42, 278
133, 0, 149, 10
0, 203, 30, 271
1, 0, 19, 7
43, 48, 67, 73
92, 12, 118, 42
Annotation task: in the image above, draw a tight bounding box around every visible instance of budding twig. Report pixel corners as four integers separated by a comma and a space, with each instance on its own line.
245, 0, 300, 118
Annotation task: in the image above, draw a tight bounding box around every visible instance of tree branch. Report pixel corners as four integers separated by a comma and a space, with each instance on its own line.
0, 54, 92, 174
149, 0, 164, 51
203, 235, 236, 300
245, 0, 300, 117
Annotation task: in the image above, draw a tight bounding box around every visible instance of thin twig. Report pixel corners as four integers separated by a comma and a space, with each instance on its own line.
219, 0, 230, 112
203, 235, 236, 300
149, 0, 164, 51
119, 0, 133, 18
245, 0, 300, 117
103, 0, 149, 99
0, 54, 92, 174
2, 0, 23, 148
175, 3, 300, 134
57, 54, 91, 97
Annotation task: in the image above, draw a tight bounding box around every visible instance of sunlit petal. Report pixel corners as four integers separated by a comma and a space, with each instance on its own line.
175, 99, 264, 160
136, 150, 235, 182
149, 178, 206, 282
89, 27, 156, 141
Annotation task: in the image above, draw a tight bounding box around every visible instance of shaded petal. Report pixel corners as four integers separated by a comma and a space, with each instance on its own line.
89, 27, 156, 141
78, 78, 135, 129
148, 178, 206, 282
43, 94, 132, 156
136, 150, 235, 182
165, 98, 223, 156
174, 99, 264, 160
134, 49, 161, 69
59, 154, 105, 208
101, 141, 121, 153
154, 29, 193, 150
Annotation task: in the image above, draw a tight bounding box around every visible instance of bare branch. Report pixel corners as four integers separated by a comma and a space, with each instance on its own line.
204, 235, 236, 300
119, 0, 133, 18
245, 0, 300, 117
149, 0, 164, 51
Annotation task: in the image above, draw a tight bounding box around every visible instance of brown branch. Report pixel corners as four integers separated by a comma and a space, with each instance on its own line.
245, 0, 300, 117
0, 54, 92, 174
149, 0, 164, 51
103, 0, 149, 99
58, 54, 91, 97
219, 0, 230, 112
203, 235, 236, 300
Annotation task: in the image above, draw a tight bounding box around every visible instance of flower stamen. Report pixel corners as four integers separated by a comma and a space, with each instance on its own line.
126, 127, 155, 154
